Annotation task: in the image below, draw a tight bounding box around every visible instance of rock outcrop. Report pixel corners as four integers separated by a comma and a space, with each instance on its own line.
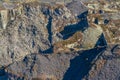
0, 0, 119, 80
0, 0, 96, 66
0, 44, 119, 80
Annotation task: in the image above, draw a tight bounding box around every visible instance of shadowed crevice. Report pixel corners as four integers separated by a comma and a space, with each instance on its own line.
60, 11, 88, 40
63, 33, 108, 80
111, 44, 119, 54
39, 46, 53, 54
46, 16, 53, 44
95, 33, 108, 47
63, 47, 106, 80
39, 16, 53, 54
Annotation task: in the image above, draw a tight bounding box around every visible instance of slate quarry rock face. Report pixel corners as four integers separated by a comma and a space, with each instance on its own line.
0, 0, 93, 66
0, 0, 120, 80
1, 45, 119, 80
86, 45, 120, 80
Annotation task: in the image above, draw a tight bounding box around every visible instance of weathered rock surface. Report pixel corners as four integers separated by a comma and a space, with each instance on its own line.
5, 53, 78, 80
0, 1, 89, 66
0, 44, 118, 80
0, 0, 120, 80
86, 44, 120, 80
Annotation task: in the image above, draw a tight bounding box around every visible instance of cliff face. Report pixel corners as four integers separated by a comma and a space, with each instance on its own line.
0, 0, 120, 80
0, 1, 91, 65
0, 44, 119, 80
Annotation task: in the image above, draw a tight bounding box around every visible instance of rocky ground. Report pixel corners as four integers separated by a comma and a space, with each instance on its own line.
0, 0, 120, 80
0, 44, 120, 80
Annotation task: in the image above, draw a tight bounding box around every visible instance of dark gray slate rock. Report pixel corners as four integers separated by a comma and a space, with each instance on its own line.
87, 44, 120, 80
2, 45, 120, 80
5, 53, 78, 80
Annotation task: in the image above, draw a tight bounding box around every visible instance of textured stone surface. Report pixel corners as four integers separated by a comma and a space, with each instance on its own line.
0, 0, 120, 80
1, 44, 118, 80
0, 1, 91, 66
5, 53, 78, 80
86, 44, 120, 80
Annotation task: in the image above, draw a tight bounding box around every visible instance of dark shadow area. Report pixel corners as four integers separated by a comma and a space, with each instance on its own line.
63, 47, 106, 80
0, 67, 9, 80
39, 16, 53, 54
63, 33, 108, 80
94, 18, 98, 24
46, 16, 53, 43
23, 4, 31, 17
0, 63, 25, 79
39, 46, 53, 54
111, 44, 119, 54
77, 11, 88, 19
41, 7, 50, 16
40, 11, 89, 54
31, 25, 37, 36
32, 40, 35, 48
60, 11, 88, 40
0, 67, 6, 76
94, 33, 108, 47
104, 19, 109, 25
